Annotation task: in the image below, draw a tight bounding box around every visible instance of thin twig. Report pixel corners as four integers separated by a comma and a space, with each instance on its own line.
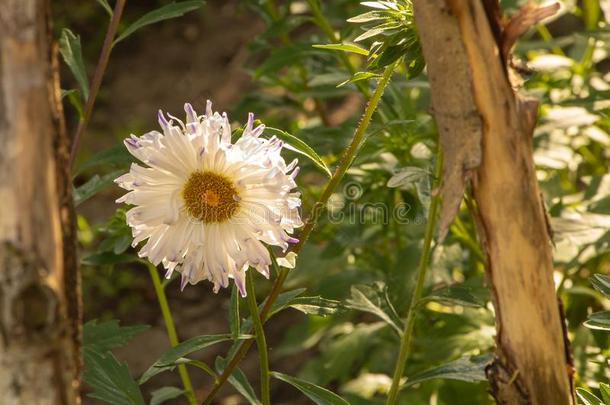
69, 0, 127, 167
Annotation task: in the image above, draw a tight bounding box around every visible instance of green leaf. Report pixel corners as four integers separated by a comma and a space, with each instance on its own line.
61, 89, 85, 119
216, 356, 262, 405
265, 127, 332, 178
404, 354, 492, 388
347, 10, 387, 23
345, 283, 403, 335
74, 170, 123, 206
577, 388, 604, 405
265, 288, 307, 318
149, 387, 184, 405
338, 71, 381, 87
288, 296, 342, 316
81, 251, 136, 266
600, 383, 610, 404
387, 166, 429, 188
84, 348, 145, 405
591, 273, 610, 298
84, 320, 150, 352
584, 311, 610, 331
312, 43, 370, 56
114, 1, 205, 45
59, 29, 89, 100
230, 284, 241, 339
271, 372, 349, 405
95, 0, 113, 17
74, 145, 134, 176
140, 334, 249, 383
421, 285, 488, 308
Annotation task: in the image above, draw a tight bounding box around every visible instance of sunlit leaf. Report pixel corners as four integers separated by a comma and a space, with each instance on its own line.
265, 127, 332, 177
313, 43, 370, 56
584, 311, 610, 331
591, 273, 610, 298
577, 388, 604, 405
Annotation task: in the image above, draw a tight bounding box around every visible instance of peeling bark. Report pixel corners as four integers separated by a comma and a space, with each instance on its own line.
413, 0, 575, 403
0, 0, 81, 403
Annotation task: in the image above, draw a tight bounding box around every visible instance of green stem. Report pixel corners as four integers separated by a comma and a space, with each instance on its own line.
385, 153, 443, 405
146, 263, 197, 405
201, 61, 398, 405
246, 271, 271, 405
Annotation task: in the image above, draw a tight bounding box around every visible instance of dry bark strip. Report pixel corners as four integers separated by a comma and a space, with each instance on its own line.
0, 0, 81, 403
412, 0, 575, 404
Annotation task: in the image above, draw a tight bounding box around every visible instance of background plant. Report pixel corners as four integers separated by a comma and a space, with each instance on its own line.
56, 0, 610, 404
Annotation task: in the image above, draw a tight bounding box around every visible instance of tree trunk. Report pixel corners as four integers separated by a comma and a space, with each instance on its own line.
0, 0, 81, 404
412, 0, 575, 404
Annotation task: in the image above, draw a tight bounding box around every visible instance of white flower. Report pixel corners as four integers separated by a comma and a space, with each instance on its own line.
115, 101, 303, 296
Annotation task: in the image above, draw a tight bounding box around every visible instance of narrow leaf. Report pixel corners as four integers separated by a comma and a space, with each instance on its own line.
59, 29, 89, 100
404, 354, 492, 388
271, 371, 349, 405
584, 311, 610, 331
230, 284, 241, 339
591, 273, 610, 298
288, 296, 342, 316
74, 170, 124, 206
150, 387, 184, 405
338, 71, 381, 87
577, 388, 604, 405
265, 127, 332, 178
114, 1, 205, 45
345, 283, 403, 335
95, 0, 113, 17
216, 357, 262, 405
74, 145, 134, 176
421, 285, 488, 308
140, 334, 249, 383
312, 43, 370, 56
387, 166, 429, 188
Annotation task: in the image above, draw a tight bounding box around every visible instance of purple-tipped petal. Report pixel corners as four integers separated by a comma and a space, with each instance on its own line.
246, 112, 254, 132
235, 275, 247, 297
184, 103, 197, 122
158, 110, 169, 129
180, 273, 189, 291
251, 124, 265, 138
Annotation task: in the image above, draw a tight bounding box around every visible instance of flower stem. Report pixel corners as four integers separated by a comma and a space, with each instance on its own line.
146, 263, 197, 405
69, 0, 126, 167
385, 153, 443, 405
201, 61, 398, 405
245, 271, 271, 405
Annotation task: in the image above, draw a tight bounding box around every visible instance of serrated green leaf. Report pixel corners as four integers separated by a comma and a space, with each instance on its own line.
59, 29, 89, 100
271, 372, 349, 405
149, 387, 184, 405
84, 320, 150, 352
114, 1, 205, 45
265, 127, 332, 178
84, 348, 145, 405
345, 283, 403, 335
74, 170, 124, 206
313, 43, 370, 56
577, 388, 604, 405
584, 311, 610, 331
404, 354, 492, 388
216, 356, 262, 405
591, 273, 610, 298
140, 334, 249, 383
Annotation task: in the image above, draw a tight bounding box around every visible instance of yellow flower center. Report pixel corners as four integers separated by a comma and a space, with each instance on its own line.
182, 171, 239, 223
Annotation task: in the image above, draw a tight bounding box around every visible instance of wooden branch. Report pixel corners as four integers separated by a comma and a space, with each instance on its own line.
0, 0, 81, 403
413, 0, 575, 403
